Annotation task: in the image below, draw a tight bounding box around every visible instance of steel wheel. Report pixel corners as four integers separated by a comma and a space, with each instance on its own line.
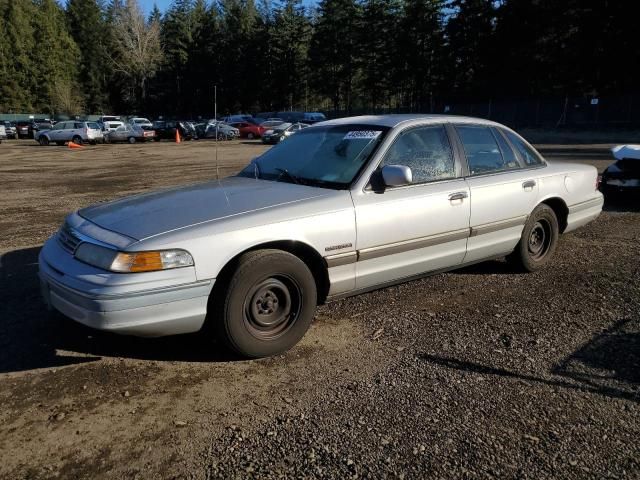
528, 220, 551, 260
243, 275, 301, 341
214, 249, 317, 358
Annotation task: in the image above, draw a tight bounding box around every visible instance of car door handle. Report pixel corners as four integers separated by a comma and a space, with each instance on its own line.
522, 180, 536, 189
448, 192, 468, 201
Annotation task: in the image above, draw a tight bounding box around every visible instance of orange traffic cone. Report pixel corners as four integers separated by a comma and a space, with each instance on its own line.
175, 129, 181, 143
68, 141, 83, 149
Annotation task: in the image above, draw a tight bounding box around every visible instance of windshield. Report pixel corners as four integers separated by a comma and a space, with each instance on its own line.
238, 124, 389, 189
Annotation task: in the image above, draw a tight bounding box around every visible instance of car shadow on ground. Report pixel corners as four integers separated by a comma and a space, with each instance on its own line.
603, 194, 640, 213
420, 318, 639, 403
0, 247, 238, 375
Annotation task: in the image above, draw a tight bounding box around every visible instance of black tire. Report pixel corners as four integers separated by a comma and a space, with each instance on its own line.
39, 136, 49, 146
72, 135, 82, 145
128, 136, 136, 144
508, 204, 559, 272
247, 132, 255, 140
214, 249, 317, 358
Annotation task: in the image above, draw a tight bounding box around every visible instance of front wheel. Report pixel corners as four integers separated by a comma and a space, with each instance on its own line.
39, 136, 49, 146
128, 136, 136, 144
247, 132, 255, 139
508, 204, 559, 272
72, 135, 82, 145
213, 250, 317, 358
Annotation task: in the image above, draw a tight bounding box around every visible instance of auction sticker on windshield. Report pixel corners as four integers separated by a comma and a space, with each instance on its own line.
343, 130, 382, 140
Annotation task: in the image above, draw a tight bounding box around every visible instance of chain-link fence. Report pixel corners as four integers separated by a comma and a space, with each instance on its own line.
324, 94, 640, 129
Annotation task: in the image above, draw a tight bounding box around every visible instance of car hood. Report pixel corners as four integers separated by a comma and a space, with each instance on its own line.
78, 176, 332, 241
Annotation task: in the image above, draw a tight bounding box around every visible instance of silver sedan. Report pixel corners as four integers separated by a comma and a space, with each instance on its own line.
39, 115, 604, 358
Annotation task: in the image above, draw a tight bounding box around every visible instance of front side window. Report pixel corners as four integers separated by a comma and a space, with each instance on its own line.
456, 125, 517, 175
381, 125, 455, 183
503, 130, 544, 166
238, 125, 389, 189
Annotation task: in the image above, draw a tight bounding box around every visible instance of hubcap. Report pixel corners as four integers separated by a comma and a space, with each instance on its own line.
244, 276, 301, 340
528, 220, 550, 260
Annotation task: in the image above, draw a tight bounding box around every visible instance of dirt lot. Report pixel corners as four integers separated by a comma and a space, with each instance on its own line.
0, 139, 638, 479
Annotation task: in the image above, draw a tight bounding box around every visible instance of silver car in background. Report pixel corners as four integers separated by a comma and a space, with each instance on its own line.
35, 120, 103, 145
105, 123, 156, 143
39, 115, 603, 358
0, 123, 6, 143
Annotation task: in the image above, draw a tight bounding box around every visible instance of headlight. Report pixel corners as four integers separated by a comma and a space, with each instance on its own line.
74, 243, 194, 273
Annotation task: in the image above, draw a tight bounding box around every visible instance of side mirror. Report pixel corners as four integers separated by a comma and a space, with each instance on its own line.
381, 165, 412, 187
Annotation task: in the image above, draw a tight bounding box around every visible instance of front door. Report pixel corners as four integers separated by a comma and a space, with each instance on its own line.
351, 124, 471, 290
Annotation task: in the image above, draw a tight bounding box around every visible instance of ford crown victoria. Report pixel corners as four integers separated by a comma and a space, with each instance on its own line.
39, 115, 603, 358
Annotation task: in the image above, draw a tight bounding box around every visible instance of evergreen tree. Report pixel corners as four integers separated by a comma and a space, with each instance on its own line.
398, 0, 445, 111
266, 0, 311, 110
357, 0, 401, 110
66, 0, 110, 113
446, 0, 496, 97
309, 0, 362, 112
2, 0, 38, 111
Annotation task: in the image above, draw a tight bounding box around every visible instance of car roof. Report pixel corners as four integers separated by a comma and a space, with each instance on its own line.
317, 114, 503, 128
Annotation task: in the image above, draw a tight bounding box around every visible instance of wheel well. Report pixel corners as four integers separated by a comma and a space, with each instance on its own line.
213, 241, 330, 306
541, 197, 569, 233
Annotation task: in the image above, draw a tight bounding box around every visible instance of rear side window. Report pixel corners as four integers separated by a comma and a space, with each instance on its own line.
503, 130, 543, 166
74, 123, 84, 129
381, 125, 456, 183
87, 122, 99, 129
456, 125, 518, 175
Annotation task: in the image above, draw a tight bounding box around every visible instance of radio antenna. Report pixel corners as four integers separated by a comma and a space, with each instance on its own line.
214, 84, 219, 180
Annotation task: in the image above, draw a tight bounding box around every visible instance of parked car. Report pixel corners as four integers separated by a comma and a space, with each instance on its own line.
102, 120, 124, 132
35, 120, 103, 145
221, 114, 254, 124
228, 121, 265, 139
152, 120, 195, 141
600, 145, 640, 197
0, 123, 6, 143
261, 122, 309, 144
130, 117, 153, 129
302, 112, 326, 124
2, 121, 16, 139
105, 123, 155, 143
204, 121, 240, 140
259, 120, 285, 129
38, 115, 604, 358
15, 120, 36, 138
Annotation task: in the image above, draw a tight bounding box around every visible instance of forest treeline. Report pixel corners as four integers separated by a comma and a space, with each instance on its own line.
0, 0, 636, 116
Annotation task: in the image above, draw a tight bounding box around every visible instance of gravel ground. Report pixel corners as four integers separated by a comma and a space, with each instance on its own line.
0, 139, 638, 479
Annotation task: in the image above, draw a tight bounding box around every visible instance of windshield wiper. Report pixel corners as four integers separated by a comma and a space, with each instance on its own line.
274, 168, 301, 185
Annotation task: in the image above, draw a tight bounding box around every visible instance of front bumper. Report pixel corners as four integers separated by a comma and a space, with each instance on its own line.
38, 238, 215, 337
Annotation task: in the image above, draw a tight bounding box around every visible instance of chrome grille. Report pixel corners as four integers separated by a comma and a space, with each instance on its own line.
57, 224, 82, 254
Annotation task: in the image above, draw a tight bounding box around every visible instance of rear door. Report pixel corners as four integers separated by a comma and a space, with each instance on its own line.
453, 124, 540, 263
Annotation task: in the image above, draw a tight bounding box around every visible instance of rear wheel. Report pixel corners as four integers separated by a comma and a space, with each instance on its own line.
128, 136, 136, 144
247, 132, 255, 139
508, 204, 559, 272
213, 250, 317, 358
72, 135, 82, 145
38, 136, 49, 146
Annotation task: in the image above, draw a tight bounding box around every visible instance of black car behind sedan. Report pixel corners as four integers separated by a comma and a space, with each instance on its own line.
152, 120, 195, 141
600, 145, 640, 198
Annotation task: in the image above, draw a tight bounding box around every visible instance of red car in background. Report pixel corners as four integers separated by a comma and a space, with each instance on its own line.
229, 121, 265, 139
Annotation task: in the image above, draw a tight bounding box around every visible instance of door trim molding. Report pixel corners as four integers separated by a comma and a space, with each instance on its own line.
325, 215, 529, 268
469, 215, 528, 237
